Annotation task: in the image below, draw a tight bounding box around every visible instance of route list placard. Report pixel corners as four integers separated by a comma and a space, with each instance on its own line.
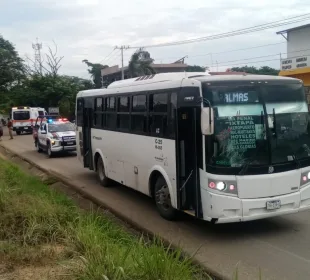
226, 116, 256, 150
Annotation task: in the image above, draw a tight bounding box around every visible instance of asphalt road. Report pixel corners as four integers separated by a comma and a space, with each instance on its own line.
1, 130, 310, 280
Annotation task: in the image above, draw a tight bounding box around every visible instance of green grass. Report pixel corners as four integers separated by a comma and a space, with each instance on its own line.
0, 158, 208, 280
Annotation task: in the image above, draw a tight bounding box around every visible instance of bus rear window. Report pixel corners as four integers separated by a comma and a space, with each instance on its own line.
13, 111, 30, 120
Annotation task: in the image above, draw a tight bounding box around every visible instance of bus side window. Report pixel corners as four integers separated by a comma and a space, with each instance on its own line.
106, 97, 116, 129
102, 98, 106, 127
168, 92, 177, 139
94, 97, 103, 128
76, 98, 84, 126
150, 93, 168, 137
132, 94, 147, 134
117, 96, 130, 131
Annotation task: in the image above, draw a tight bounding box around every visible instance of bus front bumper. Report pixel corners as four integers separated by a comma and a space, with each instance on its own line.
200, 184, 310, 223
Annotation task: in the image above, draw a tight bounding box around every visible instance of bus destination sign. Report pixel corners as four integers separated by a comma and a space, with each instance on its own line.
220, 91, 259, 104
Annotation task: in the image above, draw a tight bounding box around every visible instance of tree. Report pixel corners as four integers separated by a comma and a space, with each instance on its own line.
128, 48, 155, 78
186, 65, 206, 72
83, 60, 108, 88
2, 40, 93, 117
230, 66, 280, 76
0, 35, 25, 92
0, 35, 26, 114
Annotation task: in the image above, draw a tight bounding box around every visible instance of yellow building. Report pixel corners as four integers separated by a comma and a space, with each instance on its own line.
277, 24, 310, 105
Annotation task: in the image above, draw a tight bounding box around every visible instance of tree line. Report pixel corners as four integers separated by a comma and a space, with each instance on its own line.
0, 35, 280, 117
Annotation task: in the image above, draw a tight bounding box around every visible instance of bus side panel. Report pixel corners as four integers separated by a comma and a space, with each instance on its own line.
90, 129, 177, 200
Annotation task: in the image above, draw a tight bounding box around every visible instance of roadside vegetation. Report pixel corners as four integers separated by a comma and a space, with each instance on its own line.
0, 158, 209, 280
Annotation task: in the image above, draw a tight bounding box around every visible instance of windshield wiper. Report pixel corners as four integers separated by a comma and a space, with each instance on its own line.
239, 158, 255, 175
239, 145, 265, 175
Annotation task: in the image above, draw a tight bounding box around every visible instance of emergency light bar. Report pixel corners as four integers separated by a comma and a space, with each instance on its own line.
48, 118, 68, 123
12, 106, 30, 109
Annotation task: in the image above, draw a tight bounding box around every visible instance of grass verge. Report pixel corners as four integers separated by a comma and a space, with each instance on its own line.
0, 158, 209, 280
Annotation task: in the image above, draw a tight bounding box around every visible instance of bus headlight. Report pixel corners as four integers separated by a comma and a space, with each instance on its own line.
208, 179, 238, 195
216, 182, 226, 191
300, 172, 310, 187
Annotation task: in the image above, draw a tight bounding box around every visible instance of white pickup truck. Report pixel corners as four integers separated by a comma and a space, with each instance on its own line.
36, 118, 76, 157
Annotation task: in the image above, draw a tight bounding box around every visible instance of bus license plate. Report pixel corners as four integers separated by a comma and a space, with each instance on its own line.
24, 127, 28, 129
67, 142, 73, 145
266, 200, 281, 210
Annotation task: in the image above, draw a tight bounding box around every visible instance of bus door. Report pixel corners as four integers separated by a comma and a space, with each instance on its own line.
176, 90, 202, 218
77, 98, 94, 170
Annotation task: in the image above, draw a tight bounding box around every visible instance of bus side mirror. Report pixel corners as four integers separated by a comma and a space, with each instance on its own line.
201, 107, 214, 135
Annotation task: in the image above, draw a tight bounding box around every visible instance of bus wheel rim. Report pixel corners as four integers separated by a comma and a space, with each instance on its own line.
155, 185, 171, 211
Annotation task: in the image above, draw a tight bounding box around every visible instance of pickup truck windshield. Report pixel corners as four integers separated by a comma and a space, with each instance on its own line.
202, 81, 310, 171
48, 123, 74, 133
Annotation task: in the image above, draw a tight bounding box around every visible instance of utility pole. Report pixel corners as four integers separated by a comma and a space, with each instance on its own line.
115, 45, 130, 80
32, 38, 43, 74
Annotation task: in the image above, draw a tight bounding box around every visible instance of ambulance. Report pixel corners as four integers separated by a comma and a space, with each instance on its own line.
11, 106, 47, 135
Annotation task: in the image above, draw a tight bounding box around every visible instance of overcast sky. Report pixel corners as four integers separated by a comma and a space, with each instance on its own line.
1, 0, 309, 79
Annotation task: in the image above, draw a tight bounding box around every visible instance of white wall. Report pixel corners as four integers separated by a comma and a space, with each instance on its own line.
287, 26, 310, 57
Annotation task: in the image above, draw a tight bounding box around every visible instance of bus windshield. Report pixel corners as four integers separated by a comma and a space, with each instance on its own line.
202, 82, 310, 170
13, 111, 30, 120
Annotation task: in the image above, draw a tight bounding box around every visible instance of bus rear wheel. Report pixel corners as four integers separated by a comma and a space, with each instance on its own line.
16, 131, 21, 135
97, 156, 110, 187
154, 176, 177, 221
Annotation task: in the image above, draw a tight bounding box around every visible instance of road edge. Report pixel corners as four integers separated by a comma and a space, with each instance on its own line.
0, 143, 228, 280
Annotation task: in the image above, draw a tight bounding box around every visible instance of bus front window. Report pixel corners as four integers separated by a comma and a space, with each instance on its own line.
263, 83, 310, 164
203, 81, 310, 173
204, 84, 269, 168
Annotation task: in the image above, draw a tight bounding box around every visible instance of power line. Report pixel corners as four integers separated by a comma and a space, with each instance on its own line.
212, 58, 280, 68
211, 46, 310, 67
121, 41, 286, 63
104, 49, 122, 66
140, 42, 286, 62
99, 49, 117, 64
128, 13, 310, 49
214, 54, 280, 66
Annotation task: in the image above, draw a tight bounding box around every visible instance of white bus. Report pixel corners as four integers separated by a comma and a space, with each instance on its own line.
76, 72, 310, 223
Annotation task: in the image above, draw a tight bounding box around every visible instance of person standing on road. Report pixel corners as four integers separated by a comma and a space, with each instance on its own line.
7, 118, 13, 140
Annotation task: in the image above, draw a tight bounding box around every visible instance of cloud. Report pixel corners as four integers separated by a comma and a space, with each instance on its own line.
1, 0, 309, 78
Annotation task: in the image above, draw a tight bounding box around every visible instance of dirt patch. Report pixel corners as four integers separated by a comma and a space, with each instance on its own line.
0, 244, 75, 280
0, 264, 71, 280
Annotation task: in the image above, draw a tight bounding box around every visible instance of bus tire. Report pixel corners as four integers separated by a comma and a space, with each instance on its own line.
154, 176, 177, 221
16, 131, 21, 135
97, 156, 110, 187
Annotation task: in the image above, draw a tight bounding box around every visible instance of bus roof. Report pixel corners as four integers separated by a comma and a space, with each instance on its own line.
195, 74, 301, 83
107, 72, 210, 89
77, 72, 302, 98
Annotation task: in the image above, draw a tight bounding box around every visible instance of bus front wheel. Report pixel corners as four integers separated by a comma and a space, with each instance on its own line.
97, 156, 110, 187
154, 176, 177, 221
